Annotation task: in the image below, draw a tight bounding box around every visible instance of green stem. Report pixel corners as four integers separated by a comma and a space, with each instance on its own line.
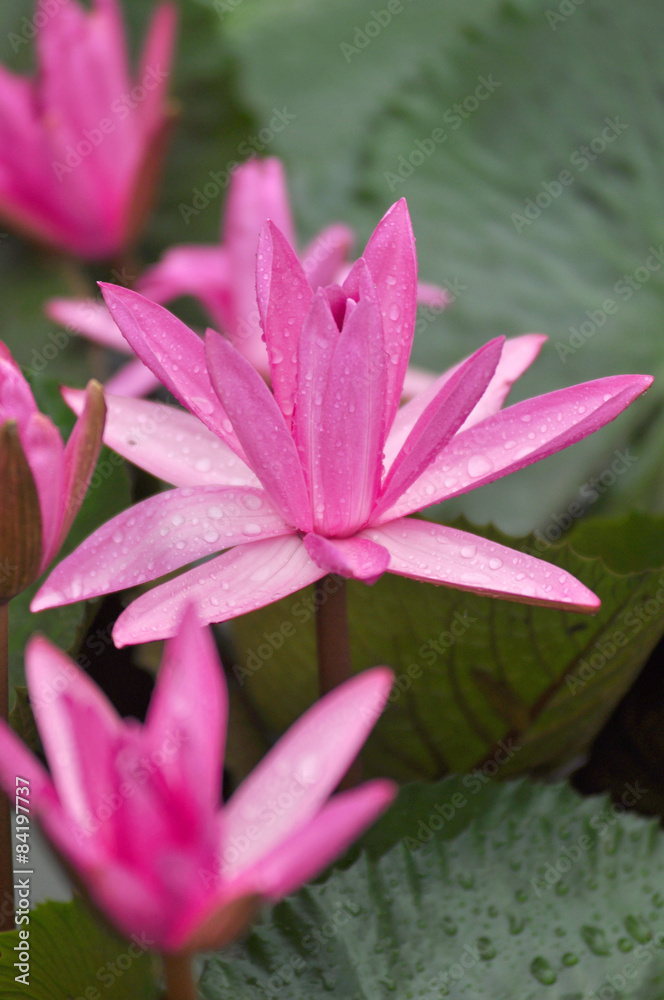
314, 576, 362, 787
0, 602, 14, 932
163, 953, 197, 1000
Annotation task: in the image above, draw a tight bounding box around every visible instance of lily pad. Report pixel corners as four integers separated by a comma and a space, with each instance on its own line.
200, 778, 664, 999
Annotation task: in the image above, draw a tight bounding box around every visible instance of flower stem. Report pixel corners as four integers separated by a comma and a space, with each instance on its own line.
314, 576, 362, 787
0, 601, 14, 931
163, 953, 197, 1000
315, 575, 352, 696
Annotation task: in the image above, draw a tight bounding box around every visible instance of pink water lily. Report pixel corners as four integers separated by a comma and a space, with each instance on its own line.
0, 342, 104, 601
0, 0, 176, 260
45, 157, 447, 395
0, 608, 395, 951
34, 200, 652, 645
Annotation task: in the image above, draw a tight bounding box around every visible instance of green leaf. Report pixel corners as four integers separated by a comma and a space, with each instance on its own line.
200, 778, 664, 999
230, 515, 664, 783
0, 897, 158, 999
229, 0, 664, 532
7, 376, 132, 691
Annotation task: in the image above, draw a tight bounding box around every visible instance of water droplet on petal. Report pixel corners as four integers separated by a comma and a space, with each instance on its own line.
468, 455, 493, 478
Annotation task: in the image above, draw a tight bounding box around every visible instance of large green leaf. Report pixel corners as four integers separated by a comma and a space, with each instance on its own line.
229, 515, 664, 784
228, 0, 664, 533
7, 377, 132, 691
0, 897, 157, 999
200, 778, 664, 999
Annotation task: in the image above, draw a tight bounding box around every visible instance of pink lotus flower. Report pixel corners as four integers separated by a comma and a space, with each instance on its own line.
0, 342, 104, 601
34, 200, 652, 645
0, 0, 177, 260
0, 607, 395, 951
45, 157, 447, 395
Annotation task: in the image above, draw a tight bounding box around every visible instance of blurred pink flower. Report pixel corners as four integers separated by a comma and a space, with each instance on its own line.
34, 200, 652, 644
0, 607, 395, 952
0, 342, 104, 601
46, 157, 447, 395
0, 0, 177, 260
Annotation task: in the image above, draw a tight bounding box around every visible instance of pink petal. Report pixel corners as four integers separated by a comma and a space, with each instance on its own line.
99, 284, 245, 457
63, 388, 259, 488
460, 333, 547, 432
380, 374, 654, 521
375, 338, 504, 518
138, 246, 232, 338
136, 1, 177, 134
237, 780, 396, 900
45, 298, 130, 352
0, 352, 39, 423
319, 291, 387, 535
221, 667, 394, 874
112, 534, 324, 645
303, 533, 390, 584
146, 606, 227, 816
0, 719, 96, 869
292, 290, 339, 514
400, 364, 439, 400
50, 380, 105, 569
364, 519, 600, 611
386, 334, 547, 468
25, 636, 123, 830
225, 157, 295, 250
360, 199, 418, 429
32, 485, 289, 610
206, 330, 312, 530
416, 281, 451, 310
300, 223, 354, 289
255, 221, 313, 426
104, 358, 161, 397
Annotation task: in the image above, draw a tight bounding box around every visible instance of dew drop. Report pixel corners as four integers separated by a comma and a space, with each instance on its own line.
194, 457, 212, 473
624, 914, 652, 943
488, 557, 503, 570
207, 506, 224, 519
171, 514, 185, 527
562, 952, 579, 966
460, 545, 476, 559
442, 916, 457, 935
508, 914, 524, 935
581, 925, 610, 956
112, 530, 124, 544
530, 956, 556, 985
477, 936, 495, 960
242, 523, 262, 536
468, 454, 493, 478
